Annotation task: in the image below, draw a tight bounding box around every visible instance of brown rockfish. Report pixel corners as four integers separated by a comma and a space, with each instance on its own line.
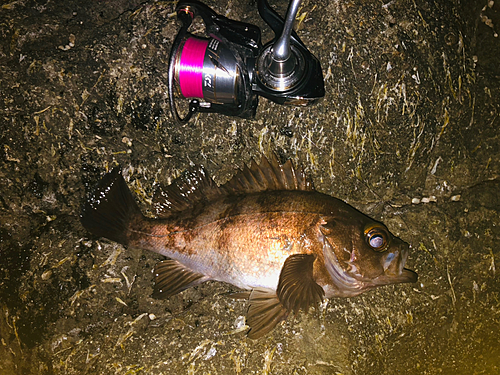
81, 156, 417, 338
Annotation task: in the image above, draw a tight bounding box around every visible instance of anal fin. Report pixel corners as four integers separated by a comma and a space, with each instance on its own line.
152, 259, 209, 299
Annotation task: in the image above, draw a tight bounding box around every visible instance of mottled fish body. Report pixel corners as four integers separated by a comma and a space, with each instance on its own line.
81, 156, 417, 338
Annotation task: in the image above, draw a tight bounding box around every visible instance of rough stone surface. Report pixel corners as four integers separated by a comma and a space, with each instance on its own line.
0, 0, 499, 374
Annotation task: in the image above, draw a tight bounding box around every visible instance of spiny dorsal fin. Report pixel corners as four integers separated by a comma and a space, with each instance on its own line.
222, 155, 314, 195
153, 155, 314, 218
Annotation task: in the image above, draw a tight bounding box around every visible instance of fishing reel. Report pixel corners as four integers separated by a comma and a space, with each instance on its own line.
168, 0, 325, 124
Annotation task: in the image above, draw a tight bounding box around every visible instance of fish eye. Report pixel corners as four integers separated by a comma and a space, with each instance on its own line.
364, 226, 389, 251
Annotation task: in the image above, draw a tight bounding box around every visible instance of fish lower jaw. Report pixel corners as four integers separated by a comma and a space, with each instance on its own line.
368, 268, 418, 286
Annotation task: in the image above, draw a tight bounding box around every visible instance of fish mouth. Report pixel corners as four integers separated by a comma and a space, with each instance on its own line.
372, 243, 418, 285
387, 267, 418, 283
401, 268, 418, 283
369, 267, 418, 287
397, 243, 418, 283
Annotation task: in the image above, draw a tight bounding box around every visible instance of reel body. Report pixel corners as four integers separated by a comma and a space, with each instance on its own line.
168, 0, 324, 123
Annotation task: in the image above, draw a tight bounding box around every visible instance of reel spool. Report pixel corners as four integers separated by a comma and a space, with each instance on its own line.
174, 37, 241, 105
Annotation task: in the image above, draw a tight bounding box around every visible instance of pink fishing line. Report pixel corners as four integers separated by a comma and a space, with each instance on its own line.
178, 37, 208, 98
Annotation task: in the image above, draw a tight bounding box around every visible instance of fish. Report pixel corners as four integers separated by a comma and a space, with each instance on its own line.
80, 155, 417, 338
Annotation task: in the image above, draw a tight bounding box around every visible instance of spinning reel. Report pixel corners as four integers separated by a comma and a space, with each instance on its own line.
168, 0, 324, 123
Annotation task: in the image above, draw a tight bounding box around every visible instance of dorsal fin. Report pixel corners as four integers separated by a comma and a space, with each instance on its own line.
153, 155, 314, 218
152, 166, 224, 218
222, 154, 314, 195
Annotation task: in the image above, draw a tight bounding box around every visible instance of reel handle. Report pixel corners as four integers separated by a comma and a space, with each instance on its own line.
255, 0, 325, 105
272, 0, 301, 62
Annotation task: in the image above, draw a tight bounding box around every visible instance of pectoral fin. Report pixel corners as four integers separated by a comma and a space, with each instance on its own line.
245, 254, 324, 339
152, 259, 209, 299
277, 253, 325, 314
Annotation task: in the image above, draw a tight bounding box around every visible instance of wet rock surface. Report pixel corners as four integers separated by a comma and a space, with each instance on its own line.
0, 0, 499, 373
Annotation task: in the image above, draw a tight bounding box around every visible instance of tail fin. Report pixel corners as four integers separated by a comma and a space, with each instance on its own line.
80, 168, 143, 246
